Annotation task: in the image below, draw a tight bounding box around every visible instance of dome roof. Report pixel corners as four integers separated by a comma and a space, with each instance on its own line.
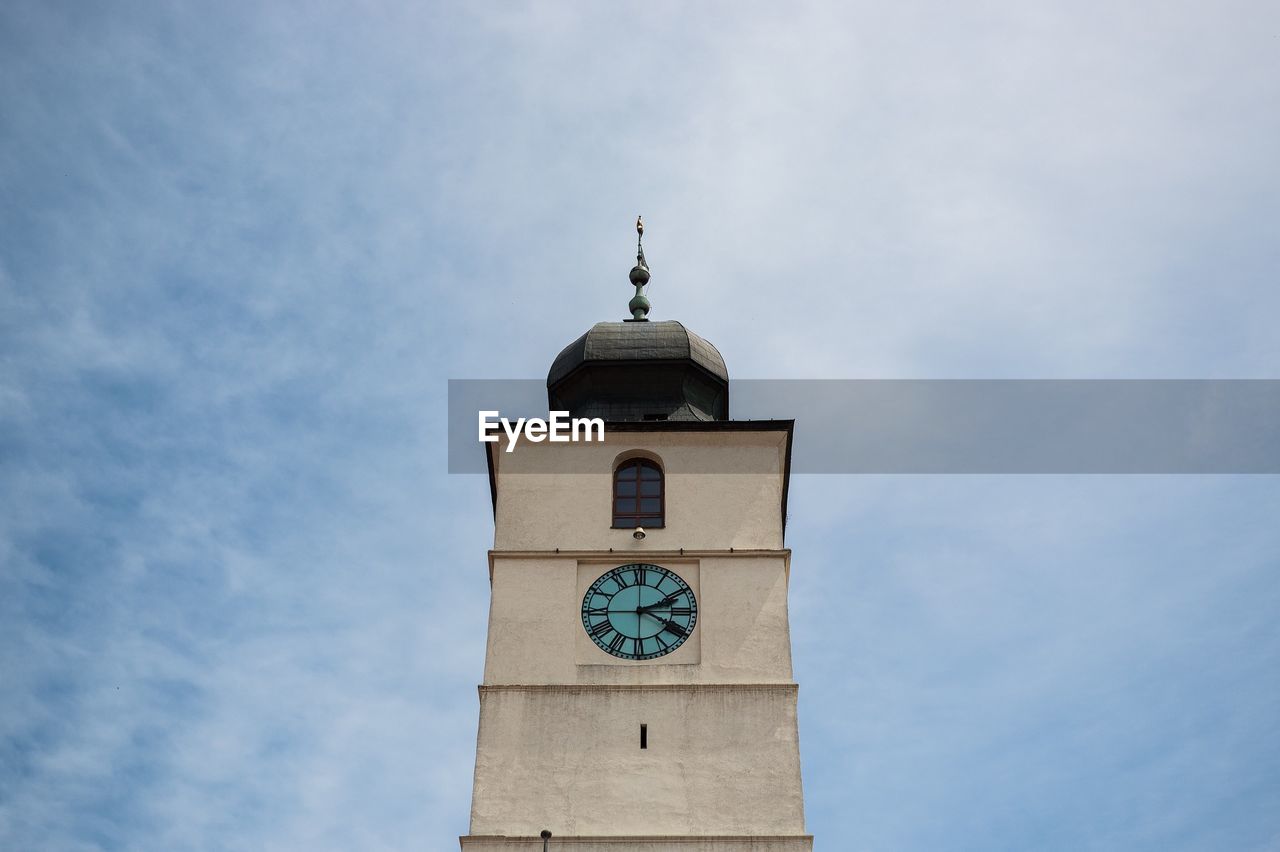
547, 320, 728, 386
546, 320, 729, 422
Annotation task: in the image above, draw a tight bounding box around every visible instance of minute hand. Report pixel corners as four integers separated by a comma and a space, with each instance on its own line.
639, 612, 689, 637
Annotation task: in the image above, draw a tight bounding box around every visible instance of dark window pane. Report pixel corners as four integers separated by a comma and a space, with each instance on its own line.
614, 458, 663, 527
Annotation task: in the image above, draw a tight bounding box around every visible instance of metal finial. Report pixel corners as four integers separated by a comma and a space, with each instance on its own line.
635, 215, 647, 268
627, 215, 651, 322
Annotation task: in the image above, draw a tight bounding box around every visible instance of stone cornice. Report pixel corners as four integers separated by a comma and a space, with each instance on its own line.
478, 683, 798, 695
487, 549, 792, 581
490, 548, 790, 558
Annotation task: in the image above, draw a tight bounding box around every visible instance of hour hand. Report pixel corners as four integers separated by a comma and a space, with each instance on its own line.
636, 595, 679, 613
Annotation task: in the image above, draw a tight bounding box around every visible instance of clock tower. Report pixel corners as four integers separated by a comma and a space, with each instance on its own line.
461, 223, 811, 851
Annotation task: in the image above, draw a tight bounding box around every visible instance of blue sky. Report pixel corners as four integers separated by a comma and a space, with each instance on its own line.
2, 2, 1278, 850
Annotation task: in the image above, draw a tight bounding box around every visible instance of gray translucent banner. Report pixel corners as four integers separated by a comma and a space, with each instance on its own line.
448, 380, 1280, 474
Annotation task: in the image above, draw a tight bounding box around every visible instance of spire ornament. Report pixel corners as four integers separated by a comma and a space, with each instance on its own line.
626, 215, 651, 322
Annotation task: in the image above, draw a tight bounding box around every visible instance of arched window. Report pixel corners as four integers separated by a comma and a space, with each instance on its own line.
613, 458, 664, 528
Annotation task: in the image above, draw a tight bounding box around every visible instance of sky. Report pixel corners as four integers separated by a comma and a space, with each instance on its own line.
1, 1, 1278, 850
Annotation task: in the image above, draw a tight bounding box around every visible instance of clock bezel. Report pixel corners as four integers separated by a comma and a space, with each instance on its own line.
580, 563, 698, 661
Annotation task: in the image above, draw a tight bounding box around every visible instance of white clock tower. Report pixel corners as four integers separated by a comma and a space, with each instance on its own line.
461, 224, 811, 851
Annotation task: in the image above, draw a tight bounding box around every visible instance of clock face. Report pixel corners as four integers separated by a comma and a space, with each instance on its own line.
581, 563, 698, 660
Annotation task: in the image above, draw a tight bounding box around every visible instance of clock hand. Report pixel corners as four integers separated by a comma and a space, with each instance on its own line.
635, 594, 679, 613
639, 611, 689, 636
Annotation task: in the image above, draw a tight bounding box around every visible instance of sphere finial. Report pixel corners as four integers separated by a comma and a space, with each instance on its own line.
627, 215, 650, 321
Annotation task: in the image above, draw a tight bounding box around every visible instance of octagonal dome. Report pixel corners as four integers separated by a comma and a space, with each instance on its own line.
547, 320, 729, 422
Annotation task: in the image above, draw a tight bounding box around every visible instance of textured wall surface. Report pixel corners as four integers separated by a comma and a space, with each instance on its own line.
461, 836, 813, 851
466, 426, 807, 847
469, 685, 806, 836
483, 554, 793, 685
491, 429, 789, 552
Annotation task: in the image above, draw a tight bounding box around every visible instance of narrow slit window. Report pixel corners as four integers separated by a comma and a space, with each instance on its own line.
613, 459, 664, 528
640, 723, 648, 749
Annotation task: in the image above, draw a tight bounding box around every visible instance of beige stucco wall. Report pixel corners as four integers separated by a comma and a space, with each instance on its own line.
460, 836, 813, 851
468, 685, 806, 837
483, 554, 792, 685
468, 425, 807, 845
490, 429, 788, 552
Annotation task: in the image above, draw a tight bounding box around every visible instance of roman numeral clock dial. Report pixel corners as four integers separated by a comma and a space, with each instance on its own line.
581, 563, 698, 660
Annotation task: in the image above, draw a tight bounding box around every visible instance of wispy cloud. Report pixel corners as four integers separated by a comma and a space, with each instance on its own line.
2, 1, 1277, 849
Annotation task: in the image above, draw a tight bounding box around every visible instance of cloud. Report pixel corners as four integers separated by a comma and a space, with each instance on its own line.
1, 1, 1277, 849
789, 475, 1280, 850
